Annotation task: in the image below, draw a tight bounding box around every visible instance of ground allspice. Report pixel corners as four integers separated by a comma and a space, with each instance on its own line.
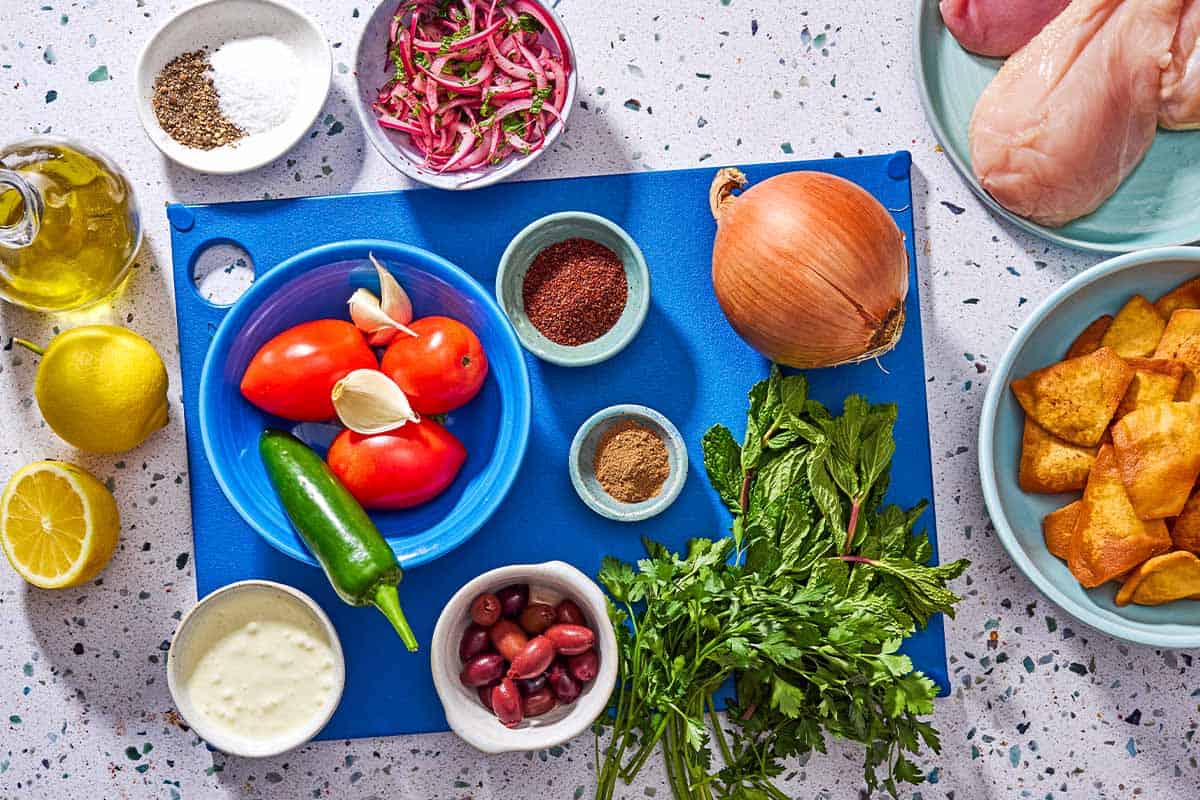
152, 50, 245, 150
593, 421, 670, 504
522, 238, 628, 346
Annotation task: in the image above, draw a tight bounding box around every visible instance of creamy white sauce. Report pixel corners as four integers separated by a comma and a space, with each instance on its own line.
174, 586, 342, 755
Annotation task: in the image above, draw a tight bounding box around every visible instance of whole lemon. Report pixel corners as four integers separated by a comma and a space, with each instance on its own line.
19, 325, 169, 453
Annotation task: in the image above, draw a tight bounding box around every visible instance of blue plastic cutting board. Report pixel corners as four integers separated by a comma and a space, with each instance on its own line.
168, 152, 948, 741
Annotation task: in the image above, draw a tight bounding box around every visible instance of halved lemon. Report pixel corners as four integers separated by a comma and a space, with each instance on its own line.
0, 461, 120, 588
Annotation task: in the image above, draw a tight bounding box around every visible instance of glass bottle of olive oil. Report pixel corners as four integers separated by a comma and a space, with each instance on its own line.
0, 139, 141, 311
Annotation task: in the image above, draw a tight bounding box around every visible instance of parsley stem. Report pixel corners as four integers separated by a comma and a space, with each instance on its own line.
619, 714, 669, 781
755, 778, 792, 800
706, 695, 736, 772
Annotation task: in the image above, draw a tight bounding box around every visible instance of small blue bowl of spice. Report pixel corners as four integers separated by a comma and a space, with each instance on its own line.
496, 212, 650, 367
568, 404, 688, 522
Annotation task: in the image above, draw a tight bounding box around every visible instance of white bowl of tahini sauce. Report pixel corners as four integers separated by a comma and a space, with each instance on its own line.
167, 580, 345, 757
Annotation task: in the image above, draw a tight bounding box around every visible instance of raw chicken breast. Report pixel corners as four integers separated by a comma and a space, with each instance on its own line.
940, 0, 1071, 57
969, 0, 1182, 228
1161, 0, 1200, 129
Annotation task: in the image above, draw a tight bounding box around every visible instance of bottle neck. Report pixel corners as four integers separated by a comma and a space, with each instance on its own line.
0, 168, 42, 249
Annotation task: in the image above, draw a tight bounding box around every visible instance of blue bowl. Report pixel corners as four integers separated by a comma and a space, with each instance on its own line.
199, 240, 532, 569
979, 246, 1200, 648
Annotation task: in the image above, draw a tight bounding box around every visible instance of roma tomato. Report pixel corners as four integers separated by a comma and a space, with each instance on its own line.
381, 316, 488, 414
326, 419, 467, 509
241, 320, 376, 421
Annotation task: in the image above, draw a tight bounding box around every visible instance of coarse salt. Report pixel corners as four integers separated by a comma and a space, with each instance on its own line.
208, 35, 301, 136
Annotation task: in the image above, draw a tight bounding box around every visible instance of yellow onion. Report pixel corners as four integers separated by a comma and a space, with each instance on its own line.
709, 168, 909, 368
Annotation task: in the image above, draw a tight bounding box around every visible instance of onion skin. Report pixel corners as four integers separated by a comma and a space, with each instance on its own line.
709, 168, 909, 368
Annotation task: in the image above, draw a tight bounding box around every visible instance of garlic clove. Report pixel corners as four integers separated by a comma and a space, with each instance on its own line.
349, 287, 390, 331
331, 369, 420, 434
369, 252, 415, 326
366, 328, 401, 347
348, 287, 417, 344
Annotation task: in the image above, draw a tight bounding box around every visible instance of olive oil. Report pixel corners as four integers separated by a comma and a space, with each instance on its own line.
0, 139, 140, 311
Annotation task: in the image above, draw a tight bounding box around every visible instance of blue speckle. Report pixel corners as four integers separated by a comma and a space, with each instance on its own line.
1126, 737, 1137, 757
1009, 744, 1021, 767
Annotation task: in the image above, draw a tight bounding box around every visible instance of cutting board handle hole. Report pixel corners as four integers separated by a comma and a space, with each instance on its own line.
191, 241, 256, 307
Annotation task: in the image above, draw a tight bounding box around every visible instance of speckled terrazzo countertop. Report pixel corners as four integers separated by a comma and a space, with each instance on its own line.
1, 1, 1196, 799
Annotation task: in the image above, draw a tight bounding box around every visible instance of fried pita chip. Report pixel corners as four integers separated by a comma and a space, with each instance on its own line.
1115, 358, 1186, 420
1010, 348, 1134, 447
1152, 309, 1200, 359
1155, 277, 1200, 319
1098, 295, 1165, 358
1019, 419, 1097, 493
1114, 551, 1200, 606
1111, 402, 1200, 519
1170, 487, 1200, 553
1043, 501, 1081, 561
1068, 445, 1171, 588
1066, 315, 1114, 359
1170, 335, 1200, 402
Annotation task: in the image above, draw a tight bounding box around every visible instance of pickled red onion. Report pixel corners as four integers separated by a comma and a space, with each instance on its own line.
372, 0, 571, 174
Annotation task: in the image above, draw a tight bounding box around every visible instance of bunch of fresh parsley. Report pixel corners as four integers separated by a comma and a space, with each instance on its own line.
594, 367, 969, 800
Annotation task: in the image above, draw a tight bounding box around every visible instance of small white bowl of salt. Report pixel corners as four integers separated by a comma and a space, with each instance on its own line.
135, 0, 331, 174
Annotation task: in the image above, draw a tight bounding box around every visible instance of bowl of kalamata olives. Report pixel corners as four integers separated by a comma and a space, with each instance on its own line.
430, 561, 618, 754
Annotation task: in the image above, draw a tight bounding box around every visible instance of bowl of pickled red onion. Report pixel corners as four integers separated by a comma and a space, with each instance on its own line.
352, 0, 577, 190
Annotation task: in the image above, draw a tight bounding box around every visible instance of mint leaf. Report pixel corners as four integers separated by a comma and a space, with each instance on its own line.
868, 558, 970, 626
859, 405, 898, 496
780, 374, 808, 416
702, 424, 743, 513
806, 447, 845, 547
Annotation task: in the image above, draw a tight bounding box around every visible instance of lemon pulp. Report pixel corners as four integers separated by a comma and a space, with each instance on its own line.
0, 462, 119, 588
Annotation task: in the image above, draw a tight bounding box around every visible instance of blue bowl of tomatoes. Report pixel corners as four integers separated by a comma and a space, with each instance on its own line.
199, 240, 532, 568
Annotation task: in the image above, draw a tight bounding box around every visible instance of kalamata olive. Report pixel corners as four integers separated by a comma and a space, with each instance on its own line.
496, 584, 529, 618
491, 678, 523, 727
460, 652, 506, 687
515, 674, 547, 695
568, 649, 599, 683
555, 598, 585, 626
521, 686, 557, 717
459, 623, 493, 661
470, 593, 502, 627
488, 619, 529, 661
518, 602, 557, 635
547, 662, 581, 704
508, 635, 557, 679
478, 682, 498, 711
544, 624, 595, 656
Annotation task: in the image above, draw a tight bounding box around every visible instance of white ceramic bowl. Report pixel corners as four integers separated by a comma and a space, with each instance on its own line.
352, 0, 578, 190
166, 580, 345, 758
134, 0, 332, 174
431, 562, 617, 753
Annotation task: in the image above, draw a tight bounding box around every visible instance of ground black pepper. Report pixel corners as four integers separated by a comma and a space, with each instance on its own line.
152, 50, 245, 150
522, 238, 628, 346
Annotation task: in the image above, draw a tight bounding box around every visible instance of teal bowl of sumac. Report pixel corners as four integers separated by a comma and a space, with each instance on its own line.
495, 211, 650, 367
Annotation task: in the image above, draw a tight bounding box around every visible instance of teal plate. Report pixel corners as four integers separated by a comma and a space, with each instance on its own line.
915, 0, 1200, 253
980, 247, 1200, 648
